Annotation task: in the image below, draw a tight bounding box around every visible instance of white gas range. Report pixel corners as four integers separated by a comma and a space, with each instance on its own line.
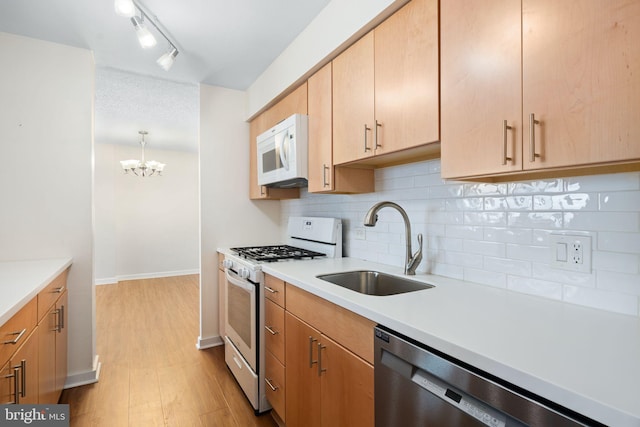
220, 216, 342, 414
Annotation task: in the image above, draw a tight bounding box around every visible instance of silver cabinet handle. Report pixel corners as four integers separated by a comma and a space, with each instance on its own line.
363, 124, 371, 152
53, 286, 65, 294
265, 377, 278, 392
59, 305, 64, 331
264, 325, 279, 335
318, 343, 327, 376
375, 120, 382, 148
264, 286, 278, 294
529, 113, 541, 162
52, 309, 61, 332
322, 164, 330, 187
309, 336, 318, 367
502, 120, 513, 165
3, 328, 26, 345
20, 360, 26, 398
13, 366, 20, 404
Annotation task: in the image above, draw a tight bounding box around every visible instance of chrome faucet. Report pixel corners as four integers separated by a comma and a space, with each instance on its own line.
364, 201, 423, 275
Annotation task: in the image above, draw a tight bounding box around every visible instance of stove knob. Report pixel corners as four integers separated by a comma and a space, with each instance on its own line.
222, 259, 233, 269
238, 268, 250, 279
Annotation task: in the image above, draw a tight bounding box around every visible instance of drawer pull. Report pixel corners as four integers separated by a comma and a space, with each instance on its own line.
53, 286, 65, 293
3, 328, 26, 345
264, 325, 279, 335
265, 377, 279, 392
264, 286, 278, 294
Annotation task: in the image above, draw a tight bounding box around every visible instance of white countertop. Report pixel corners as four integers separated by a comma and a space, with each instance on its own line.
259, 257, 640, 427
0, 258, 73, 325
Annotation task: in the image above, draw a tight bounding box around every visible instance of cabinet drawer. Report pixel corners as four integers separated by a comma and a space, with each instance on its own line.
37, 269, 69, 322
265, 350, 286, 422
264, 274, 285, 307
286, 284, 375, 364
265, 299, 285, 363
1, 298, 37, 367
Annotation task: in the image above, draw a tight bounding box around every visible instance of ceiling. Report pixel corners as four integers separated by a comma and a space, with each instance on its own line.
0, 0, 331, 90
0, 0, 330, 153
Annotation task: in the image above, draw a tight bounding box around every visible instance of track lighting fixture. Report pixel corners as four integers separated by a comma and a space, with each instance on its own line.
131, 15, 157, 48
114, 0, 135, 17
157, 46, 179, 71
115, 0, 180, 71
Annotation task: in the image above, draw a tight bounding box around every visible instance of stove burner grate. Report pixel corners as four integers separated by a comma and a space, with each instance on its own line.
231, 245, 326, 262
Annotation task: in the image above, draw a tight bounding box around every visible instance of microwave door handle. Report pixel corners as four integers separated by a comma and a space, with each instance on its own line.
225, 269, 255, 293
278, 130, 290, 171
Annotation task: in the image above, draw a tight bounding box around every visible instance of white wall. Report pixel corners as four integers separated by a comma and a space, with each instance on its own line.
0, 32, 97, 385
94, 143, 199, 282
199, 84, 281, 347
246, 0, 408, 118
282, 159, 640, 317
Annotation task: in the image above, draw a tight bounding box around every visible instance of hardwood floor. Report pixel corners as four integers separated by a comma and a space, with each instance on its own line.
60, 275, 277, 427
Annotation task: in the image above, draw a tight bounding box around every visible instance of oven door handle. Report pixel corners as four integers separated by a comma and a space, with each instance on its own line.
225, 269, 256, 293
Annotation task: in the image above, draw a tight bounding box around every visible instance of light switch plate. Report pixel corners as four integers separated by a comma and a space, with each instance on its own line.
550, 233, 592, 273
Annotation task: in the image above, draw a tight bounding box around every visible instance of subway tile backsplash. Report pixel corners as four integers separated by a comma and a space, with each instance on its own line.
280, 159, 640, 316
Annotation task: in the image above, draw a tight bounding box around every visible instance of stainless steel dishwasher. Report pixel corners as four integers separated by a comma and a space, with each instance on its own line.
374, 326, 603, 427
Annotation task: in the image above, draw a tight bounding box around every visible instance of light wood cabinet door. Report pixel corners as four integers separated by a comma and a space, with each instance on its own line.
308, 62, 334, 192
264, 299, 285, 363
265, 350, 286, 422
38, 291, 67, 404
0, 360, 11, 404
55, 291, 68, 396
333, 32, 376, 165
441, 0, 522, 178
320, 334, 374, 427
10, 328, 39, 404
285, 312, 321, 427
374, 0, 440, 156
522, 0, 640, 170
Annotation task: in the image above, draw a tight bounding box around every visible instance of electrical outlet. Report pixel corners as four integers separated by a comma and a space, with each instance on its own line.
550, 234, 591, 273
354, 227, 366, 240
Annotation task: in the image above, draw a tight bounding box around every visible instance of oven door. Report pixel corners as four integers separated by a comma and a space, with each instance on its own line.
224, 267, 257, 371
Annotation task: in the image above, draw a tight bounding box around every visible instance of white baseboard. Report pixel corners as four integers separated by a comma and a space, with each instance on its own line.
64, 355, 101, 389
197, 335, 223, 349
95, 269, 200, 285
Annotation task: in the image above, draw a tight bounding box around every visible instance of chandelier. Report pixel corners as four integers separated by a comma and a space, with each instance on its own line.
120, 131, 166, 177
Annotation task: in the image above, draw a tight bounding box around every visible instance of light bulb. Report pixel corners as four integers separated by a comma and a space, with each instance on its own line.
131, 16, 157, 49
157, 47, 179, 71
114, 0, 135, 17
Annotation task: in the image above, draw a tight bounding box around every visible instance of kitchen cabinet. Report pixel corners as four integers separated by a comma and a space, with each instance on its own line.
441, 0, 640, 180
38, 291, 67, 404
284, 284, 374, 427
249, 84, 307, 200
1, 297, 37, 404
307, 62, 374, 194
332, 0, 440, 167
0, 327, 39, 404
37, 268, 68, 404
264, 274, 286, 423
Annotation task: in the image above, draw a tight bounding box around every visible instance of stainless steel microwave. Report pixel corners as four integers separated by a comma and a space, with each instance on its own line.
257, 113, 308, 188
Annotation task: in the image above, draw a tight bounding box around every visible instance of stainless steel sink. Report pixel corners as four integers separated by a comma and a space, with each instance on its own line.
316, 270, 434, 296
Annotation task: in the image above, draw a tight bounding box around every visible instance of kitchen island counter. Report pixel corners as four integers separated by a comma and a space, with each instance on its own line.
262, 257, 640, 427
0, 258, 73, 325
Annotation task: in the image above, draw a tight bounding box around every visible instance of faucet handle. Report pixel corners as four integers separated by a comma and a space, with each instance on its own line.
407, 233, 423, 275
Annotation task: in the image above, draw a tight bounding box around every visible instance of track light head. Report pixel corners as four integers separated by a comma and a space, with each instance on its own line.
157, 47, 179, 71
114, 0, 135, 17
131, 15, 157, 49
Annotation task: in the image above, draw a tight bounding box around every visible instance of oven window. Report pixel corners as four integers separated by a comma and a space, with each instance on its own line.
227, 282, 252, 345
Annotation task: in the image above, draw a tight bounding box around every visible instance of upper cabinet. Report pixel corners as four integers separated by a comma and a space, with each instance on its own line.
249, 84, 308, 200
307, 63, 375, 194
333, 0, 440, 166
441, 0, 640, 180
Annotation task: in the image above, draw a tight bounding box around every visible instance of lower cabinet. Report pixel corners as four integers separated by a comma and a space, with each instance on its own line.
38, 290, 68, 404
283, 284, 374, 427
0, 327, 39, 404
